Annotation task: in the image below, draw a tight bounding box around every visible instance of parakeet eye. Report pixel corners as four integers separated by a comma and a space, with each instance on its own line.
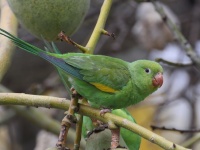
145, 68, 151, 74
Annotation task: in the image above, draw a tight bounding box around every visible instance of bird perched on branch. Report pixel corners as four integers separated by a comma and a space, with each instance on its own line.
0, 28, 163, 109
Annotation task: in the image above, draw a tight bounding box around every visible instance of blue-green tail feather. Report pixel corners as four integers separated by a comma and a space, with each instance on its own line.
0, 28, 44, 55
42, 42, 72, 95
0, 28, 83, 94
38, 52, 83, 80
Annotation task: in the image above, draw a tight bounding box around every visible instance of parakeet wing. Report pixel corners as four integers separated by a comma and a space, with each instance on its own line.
64, 55, 131, 92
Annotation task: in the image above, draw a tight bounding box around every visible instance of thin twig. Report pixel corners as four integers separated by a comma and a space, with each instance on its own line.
155, 58, 193, 67
0, 93, 190, 150
57, 31, 88, 53
101, 29, 116, 39
86, 0, 113, 54
151, 0, 200, 68
57, 0, 113, 54
56, 88, 79, 149
74, 114, 83, 150
151, 125, 200, 133
182, 133, 200, 148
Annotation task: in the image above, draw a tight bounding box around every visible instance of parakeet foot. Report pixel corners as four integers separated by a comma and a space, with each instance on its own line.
100, 108, 111, 116
86, 124, 108, 138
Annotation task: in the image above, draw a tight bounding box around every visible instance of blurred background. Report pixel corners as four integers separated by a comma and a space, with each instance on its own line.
0, 0, 200, 149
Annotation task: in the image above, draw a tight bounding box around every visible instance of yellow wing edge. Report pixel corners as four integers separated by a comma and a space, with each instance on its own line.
90, 82, 118, 93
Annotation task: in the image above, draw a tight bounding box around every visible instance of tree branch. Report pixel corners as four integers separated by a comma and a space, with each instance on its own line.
86, 0, 113, 54
0, 93, 190, 150
151, 125, 200, 133
155, 58, 193, 67
0, 85, 86, 149
151, 1, 200, 69
181, 133, 200, 148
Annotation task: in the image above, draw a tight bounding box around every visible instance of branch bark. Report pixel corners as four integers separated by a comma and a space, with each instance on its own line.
86, 0, 113, 54
0, 93, 190, 150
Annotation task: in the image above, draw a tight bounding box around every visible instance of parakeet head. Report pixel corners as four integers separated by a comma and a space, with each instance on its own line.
130, 60, 163, 93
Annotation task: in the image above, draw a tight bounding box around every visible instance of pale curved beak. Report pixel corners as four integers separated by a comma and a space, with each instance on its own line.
152, 72, 163, 87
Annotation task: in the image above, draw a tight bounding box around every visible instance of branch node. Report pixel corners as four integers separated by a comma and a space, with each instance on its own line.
101, 29, 116, 39
162, 15, 168, 22
149, 136, 155, 143
173, 143, 176, 148
57, 31, 88, 53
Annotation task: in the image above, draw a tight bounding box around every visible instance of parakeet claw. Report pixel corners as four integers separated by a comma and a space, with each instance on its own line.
86, 124, 108, 138
100, 108, 112, 116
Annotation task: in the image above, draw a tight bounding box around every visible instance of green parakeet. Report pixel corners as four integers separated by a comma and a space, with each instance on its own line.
0, 28, 163, 109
